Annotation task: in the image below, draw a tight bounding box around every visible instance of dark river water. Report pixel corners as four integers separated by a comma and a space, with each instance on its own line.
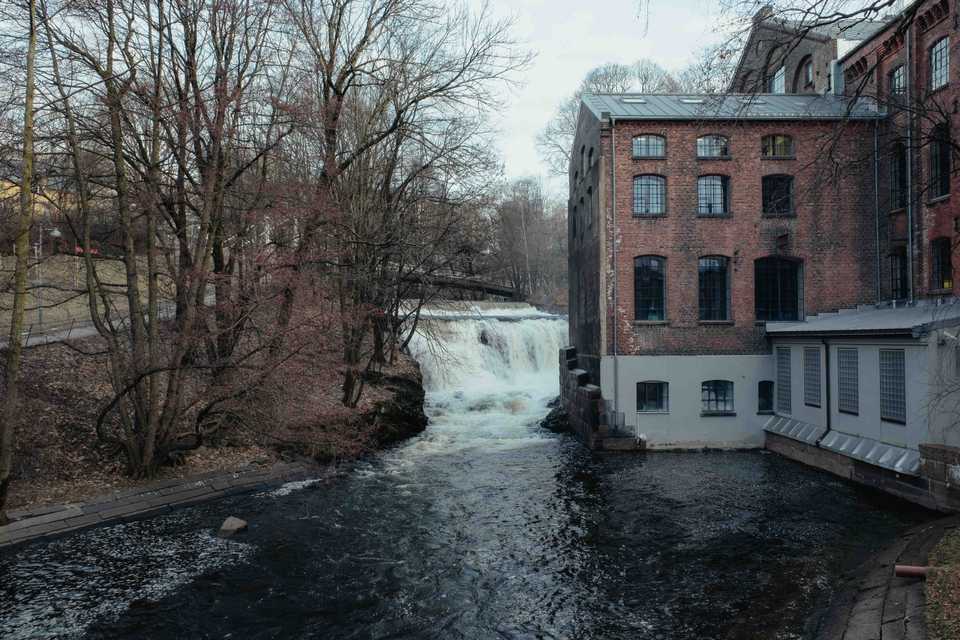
0, 313, 932, 639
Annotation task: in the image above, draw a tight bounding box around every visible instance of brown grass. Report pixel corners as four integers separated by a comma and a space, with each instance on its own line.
927, 526, 960, 640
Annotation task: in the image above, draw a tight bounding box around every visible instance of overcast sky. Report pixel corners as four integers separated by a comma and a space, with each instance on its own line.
473, 0, 728, 197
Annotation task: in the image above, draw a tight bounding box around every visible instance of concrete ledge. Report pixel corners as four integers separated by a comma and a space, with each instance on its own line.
0, 461, 321, 549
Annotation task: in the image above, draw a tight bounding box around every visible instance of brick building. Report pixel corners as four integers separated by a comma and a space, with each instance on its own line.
567, 94, 881, 447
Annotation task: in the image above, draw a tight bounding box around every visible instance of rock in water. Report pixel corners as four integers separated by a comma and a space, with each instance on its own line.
219, 516, 248, 537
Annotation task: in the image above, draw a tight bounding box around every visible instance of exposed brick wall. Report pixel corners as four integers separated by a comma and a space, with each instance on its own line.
732, 22, 836, 94
600, 119, 878, 356
842, 0, 960, 300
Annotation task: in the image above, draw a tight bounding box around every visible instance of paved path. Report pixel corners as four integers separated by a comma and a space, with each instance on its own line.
814, 515, 960, 640
0, 461, 320, 549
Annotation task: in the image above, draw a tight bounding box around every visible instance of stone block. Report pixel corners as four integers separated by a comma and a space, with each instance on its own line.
920, 458, 947, 483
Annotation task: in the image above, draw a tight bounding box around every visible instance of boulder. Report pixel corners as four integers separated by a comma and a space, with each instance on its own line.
218, 516, 248, 537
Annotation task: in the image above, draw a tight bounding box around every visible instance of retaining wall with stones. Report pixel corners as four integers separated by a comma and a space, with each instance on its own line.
0, 461, 319, 549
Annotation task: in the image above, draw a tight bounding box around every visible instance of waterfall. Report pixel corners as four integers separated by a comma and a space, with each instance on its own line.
405, 304, 568, 442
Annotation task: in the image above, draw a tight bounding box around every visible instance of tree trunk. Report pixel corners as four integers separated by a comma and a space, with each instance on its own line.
0, 0, 37, 520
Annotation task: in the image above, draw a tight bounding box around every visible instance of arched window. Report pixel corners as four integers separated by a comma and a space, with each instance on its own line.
888, 65, 905, 97
755, 257, 802, 321
762, 175, 794, 215
766, 65, 786, 93
588, 147, 594, 167
930, 37, 949, 90
698, 256, 729, 321
580, 145, 586, 175
758, 380, 774, 414
634, 256, 666, 321
793, 56, 813, 92
696, 135, 729, 158
633, 175, 665, 216
761, 134, 794, 158
637, 381, 668, 412
702, 380, 734, 414
932, 237, 953, 290
929, 122, 951, 198
633, 135, 666, 158
697, 175, 730, 216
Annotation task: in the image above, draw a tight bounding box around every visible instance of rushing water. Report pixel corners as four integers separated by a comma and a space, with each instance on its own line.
0, 306, 932, 639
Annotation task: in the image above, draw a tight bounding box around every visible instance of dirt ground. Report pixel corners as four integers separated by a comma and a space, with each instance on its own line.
927, 526, 960, 640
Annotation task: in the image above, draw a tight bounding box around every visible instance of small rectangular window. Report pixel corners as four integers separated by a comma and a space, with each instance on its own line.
837, 348, 859, 415
803, 346, 821, 407
762, 175, 794, 215
932, 237, 953, 291
637, 381, 669, 412
701, 380, 734, 414
697, 175, 730, 216
879, 349, 906, 423
758, 380, 774, 413
633, 135, 666, 158
889, 65, 905, 96
890, 247, 908, 299
768, 66, 786, 94
776, 347, 791, 414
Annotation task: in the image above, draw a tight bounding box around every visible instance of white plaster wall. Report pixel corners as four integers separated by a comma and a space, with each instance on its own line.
600, 354, 774, 449
926, 331, 960, 448
775, 341, 829, 429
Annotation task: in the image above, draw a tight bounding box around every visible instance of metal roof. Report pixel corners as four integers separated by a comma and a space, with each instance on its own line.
783, 18, 889, 41
581, 93, 884, 121
766, 299, 960, 338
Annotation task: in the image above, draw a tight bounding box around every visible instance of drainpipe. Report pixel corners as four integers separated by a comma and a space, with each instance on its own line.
874, 120, 881, 301
905, 21, 916, 302
609, 114, 620, 425
815, 338, 833, 446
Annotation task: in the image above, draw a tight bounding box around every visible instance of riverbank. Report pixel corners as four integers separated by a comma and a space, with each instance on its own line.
4, 336, 427, 513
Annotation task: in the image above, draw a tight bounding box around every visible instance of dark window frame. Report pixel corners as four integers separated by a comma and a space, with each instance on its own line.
761, 134, 795, 158
890, 246, 908, 299
931, 236, 953, 291
698, 256, 730, 321
632, 135, 667, 159
762, 174, 795, 215
696, 135, 730, 159
637, 381, 669, 413
929, 123, 951, 199
755, 257, 802, 322
890, 141, 908, 210
889, 65, 905, 97
634, 255, 666, 322
633, 174, 666, 216
701, 380, 735, 415
930, 37, 950, 91
697, 174, 730, 216
758, 380, 775, 414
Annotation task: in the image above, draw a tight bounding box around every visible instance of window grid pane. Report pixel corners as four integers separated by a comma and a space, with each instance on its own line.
698, 175, 728, 215
890, 248, 908, 299
755, 258, 800, 321
633, 135, 666, 158
930, 124, 951, 198
762, 175, 794, 214
931, 38, 949, 90
762, 135, 794, 157
634, 256, 665, 321
633, 175, 665, 215
697, 136, 729, 158
879, 349, 906, 423
803, 346, 821, 407
637, 381, 668, 412
932, 237, 953, 290
698, 256, 729, 321
776, 347, 791, 413
837, 348, 859, 414
701, 380, 734, 412
890, 65, 905, 96
758, 380, 774, 412
891, 143, 907, 209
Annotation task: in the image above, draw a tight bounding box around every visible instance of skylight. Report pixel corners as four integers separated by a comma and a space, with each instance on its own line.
679, 98, 705, 104
621, 97, 647, 104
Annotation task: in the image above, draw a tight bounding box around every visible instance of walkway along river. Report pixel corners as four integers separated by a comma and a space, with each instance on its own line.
0, 306, 934, 639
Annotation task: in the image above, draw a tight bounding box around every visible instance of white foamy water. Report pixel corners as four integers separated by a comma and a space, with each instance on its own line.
403, 306, 568, 453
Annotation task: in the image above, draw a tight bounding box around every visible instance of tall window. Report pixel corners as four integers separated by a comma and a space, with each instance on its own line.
930, 123, 951, 198
758, 380, 775, 413
932, 237, 953, 290
879, 349, 907, 424
633, 135, 666, 158
890, 247, 908, 299
698, 256, 729, 321
634, 256, 666, 321
776, 347, 791, 413
762, 135, 794, 158
637, 381, 669, 412
890, 141, 908, 210
762, 175, 794, 215
697, 135, 730, 158
803, 346, 821, 407
803, 58, 813, 87
930, 37, 950, 90
701, 380, 734, 414
767, 65, 786, 93
633, 175, 666, 216
837, 348, 859, 415
697, 175, 730, 216
889, 65, 905, 97
755, 257, 801, 321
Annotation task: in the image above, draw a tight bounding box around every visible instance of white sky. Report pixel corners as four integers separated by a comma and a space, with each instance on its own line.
473, 0, 728, 197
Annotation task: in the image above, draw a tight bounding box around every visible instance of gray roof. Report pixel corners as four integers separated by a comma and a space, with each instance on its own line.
582, 93, 883, 121
766, 300, 960, 338
783, 18, 889, 41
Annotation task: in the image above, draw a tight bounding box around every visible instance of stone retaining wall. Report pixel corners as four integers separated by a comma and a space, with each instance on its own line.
0, 461, 319, 549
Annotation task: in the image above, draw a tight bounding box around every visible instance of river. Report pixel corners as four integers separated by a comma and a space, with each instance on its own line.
0, 306, 931, 639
